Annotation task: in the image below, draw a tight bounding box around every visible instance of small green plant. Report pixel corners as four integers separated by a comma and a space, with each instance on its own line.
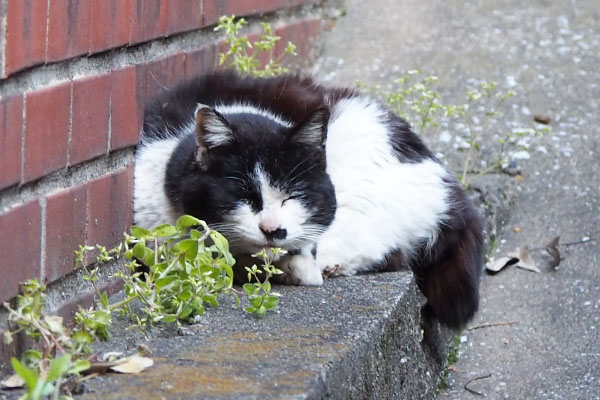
438, 334, 461, 391
3, 280, 92, 399
215, 15, 297, 77
362, 70, 549, 187
3, 215, 282, 399
359, 70, 447, 134
243, 249, 285, 317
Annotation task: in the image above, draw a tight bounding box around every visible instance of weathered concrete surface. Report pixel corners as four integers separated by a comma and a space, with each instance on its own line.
313, 0, 599, 398
77, 272, 446, 399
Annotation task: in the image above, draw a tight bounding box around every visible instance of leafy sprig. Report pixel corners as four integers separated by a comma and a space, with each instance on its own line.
215, 15, 297, 77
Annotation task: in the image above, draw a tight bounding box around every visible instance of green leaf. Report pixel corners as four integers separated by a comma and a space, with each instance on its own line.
175, 215, 202, 232
43, 315, 64, 334
130, 226, 151, 239
100, 292, 109, 308
256, 305, 267, 317
93, 310, 111, 325
262, 295, 279, 309
151, 224, 177, 237
202, 294, 218, 308
250, 297, 262, 308
142, 247, 156, 266
178, 289, 192, 301
69, 359, 91, 375
11, 357, 38, 392
178, 239, 199, 260
132, 241, 146, 259
242, 283, 257, 296
244, 306, 257, 314
178, 305, 193, 319
162, 314, 177, 323
263, 280, 271, 293
155, 276, 178, 290
210, 231, 234, 265
70, 330, 93, 344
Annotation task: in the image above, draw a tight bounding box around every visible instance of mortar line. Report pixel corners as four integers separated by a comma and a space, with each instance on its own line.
0, 0, 7, 78
0, 7, 324, 99
21, 94, 26, 184
0, 148, 134, 213
44, 0, 50, 61
39, 197, 47, 283
66, 83, 73, 166
106, 91, 112, 155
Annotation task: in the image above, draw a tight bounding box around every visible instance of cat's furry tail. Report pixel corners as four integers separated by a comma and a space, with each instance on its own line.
414, 182, 484, 329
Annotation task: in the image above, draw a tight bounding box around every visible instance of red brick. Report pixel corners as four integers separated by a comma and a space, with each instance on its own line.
45, 185, 87, 284
203, 0, 287, 27
110, 66, 143, 150
275, 18, 322, 68
24, 82, 71, 183
55, 279, 123, 321
70, 73, 111, 165
89, 0, 135, 52
146, 52, 186, 99
184, 44, 217, 78
130, 0, 169, 44
0, 95, 23, 190
86, 166, 134, 263
168, 0, 203, 35
4, 0, 48, 77
287, 0, 323, 6
47, 0, 92, 63
0, 200, 42, 303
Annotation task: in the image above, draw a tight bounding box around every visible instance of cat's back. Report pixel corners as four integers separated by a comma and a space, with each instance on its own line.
141, 71, 327, 142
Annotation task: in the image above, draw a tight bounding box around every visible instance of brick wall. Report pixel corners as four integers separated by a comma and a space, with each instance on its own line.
0, 0, 327, 363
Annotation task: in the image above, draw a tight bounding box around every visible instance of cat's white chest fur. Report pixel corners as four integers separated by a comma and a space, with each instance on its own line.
316, 97, 450, 275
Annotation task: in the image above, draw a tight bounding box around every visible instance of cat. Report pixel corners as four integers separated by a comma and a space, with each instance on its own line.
134, 71, 483, 328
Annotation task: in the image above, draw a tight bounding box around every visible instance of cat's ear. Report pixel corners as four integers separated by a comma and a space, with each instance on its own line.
194, 104, 233, 167
290, 107, 330, 148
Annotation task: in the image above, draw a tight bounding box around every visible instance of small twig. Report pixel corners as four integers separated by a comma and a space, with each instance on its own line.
464, 373, 492, 397
561, 237, 592, 247
467, 320, 517, 330
530, 237, 592, 251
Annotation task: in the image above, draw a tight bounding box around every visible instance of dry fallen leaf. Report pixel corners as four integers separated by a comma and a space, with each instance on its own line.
534, 114, 552, 124
110, 355, 154, 374
545, 236, 561, 270
1, 373, 25, 389
508, 246, 540, 272
485, 256, 518, 273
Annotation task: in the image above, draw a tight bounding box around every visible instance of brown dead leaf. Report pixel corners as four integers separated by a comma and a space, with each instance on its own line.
110, 355, 154, 374
534, 114, 551, 124
485, 256, 518, 273
545, 236, 561, 270
508, 246, 540, 272
1, 373, 25, 389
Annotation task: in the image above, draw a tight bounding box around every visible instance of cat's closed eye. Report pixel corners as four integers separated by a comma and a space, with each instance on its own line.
281, 194, 301, 206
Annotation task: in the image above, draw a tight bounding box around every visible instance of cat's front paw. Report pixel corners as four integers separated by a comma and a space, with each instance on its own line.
277, 255, 323, 286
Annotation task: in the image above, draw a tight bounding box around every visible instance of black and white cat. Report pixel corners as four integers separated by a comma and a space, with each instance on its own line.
134, 71, 483, 328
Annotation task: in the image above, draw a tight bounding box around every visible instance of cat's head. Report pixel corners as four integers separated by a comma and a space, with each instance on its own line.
170, 104, 336, 254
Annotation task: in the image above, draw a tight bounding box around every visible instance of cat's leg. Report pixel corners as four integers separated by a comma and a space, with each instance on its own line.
316, 226, 384, 277
274, 247, 323, 286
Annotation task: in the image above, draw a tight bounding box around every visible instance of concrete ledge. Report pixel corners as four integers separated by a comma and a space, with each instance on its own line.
77, 271, 449, 399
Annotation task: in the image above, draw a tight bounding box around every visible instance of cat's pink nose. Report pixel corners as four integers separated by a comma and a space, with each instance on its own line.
259, 223, 287, 241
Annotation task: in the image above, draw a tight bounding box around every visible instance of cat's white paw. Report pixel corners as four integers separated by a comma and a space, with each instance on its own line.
278, 255, 323, 286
